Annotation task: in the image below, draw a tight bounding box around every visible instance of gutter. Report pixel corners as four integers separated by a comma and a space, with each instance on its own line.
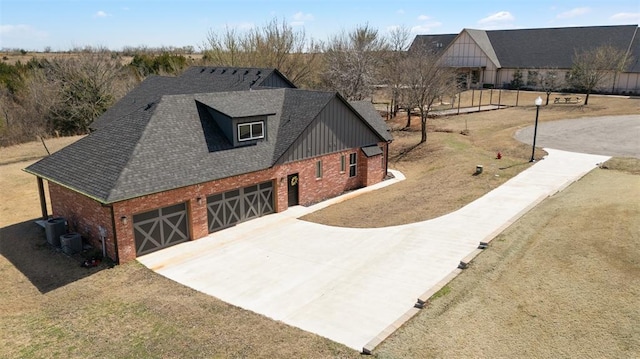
22, 169, 110, 205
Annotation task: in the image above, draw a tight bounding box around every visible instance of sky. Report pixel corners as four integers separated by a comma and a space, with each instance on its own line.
1, 0, 639, 52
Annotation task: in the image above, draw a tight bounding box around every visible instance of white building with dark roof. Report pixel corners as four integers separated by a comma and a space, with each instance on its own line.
411, 24, 640, 93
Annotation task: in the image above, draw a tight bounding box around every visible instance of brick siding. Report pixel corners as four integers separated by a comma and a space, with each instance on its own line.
47, 143, 389, 263
48, 182, 116, 259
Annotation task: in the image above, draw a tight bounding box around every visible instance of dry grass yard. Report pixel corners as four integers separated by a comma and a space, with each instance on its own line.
0, 51, 205, 66
375, 162, 640, 358
303, 92, 639, 226
0, 91, 638, 358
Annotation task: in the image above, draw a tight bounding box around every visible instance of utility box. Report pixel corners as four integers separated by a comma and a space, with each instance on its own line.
60, 233, 82, 255
45, 217, 66, 247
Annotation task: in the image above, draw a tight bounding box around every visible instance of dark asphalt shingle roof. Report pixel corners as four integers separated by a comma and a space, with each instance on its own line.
361, 145, 383, 157
349, 100, 393, 142
106, 91, 288, 201
409, 34, 457, 54
26, 103, 155, 202
485, 25, 639, 69
196, 91, 278, 118
91, 67, 295, 130
410, 25, 639, 72
25, 85, 391, 203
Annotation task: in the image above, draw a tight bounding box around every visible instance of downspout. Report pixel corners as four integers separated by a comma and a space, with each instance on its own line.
109, 205, 120, 264
385, 141, 391, 177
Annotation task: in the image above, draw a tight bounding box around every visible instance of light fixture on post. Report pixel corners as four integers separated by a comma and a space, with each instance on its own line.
530, 96, 543, 162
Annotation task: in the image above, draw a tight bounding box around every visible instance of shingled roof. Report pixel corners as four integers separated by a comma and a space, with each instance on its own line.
349, 100, 392, 142
25, 86, 390, 203
485, 25, 639, 70
409, 33, 457, 54
90, 67, 295, 130
411, 25, 640, 72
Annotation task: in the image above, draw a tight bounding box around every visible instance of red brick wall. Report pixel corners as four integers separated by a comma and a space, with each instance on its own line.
48, 183, 116, 259
47, 142, 389, 264
363, 142, 387, 187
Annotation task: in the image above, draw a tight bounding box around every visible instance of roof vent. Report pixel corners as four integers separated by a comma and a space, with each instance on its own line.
232, 69, 237, 74
221, 69, 226, 74
210, 68, 215, 73
144, 103, 154, 111
199, 68, 205, 73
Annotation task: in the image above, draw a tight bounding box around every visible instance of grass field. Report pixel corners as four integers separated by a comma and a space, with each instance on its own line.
375, 163, 640, 358
0, 91, 638, 358
303, 92, 639, 227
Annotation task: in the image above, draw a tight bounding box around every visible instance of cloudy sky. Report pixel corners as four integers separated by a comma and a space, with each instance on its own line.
1, 0, 639, 51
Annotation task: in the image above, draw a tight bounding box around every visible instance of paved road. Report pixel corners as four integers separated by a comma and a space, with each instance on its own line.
515, 115, 640, 158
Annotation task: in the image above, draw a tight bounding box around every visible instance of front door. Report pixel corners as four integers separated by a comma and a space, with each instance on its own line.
287, 173, 299, 207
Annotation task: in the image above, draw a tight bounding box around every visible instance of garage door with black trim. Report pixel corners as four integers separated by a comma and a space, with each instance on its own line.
207, 181, 274, 233
133, 202, 189, 256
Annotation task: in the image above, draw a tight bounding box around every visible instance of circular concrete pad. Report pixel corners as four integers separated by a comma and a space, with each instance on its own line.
515, 115, 640, 158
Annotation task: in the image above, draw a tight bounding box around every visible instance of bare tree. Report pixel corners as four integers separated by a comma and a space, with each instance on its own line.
388, 25, 411, 52
204, 26, 247, 68
567, 45, 632, 105
537, 69, 563, 105
400, 49, 458, 143
382, 25, 411, 117
0, 69, 57, 145
322, 24, 389, 100
45, 48, 123, 134
203, 18, 321, 87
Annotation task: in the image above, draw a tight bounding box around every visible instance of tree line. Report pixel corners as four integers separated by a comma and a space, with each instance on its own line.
0, 18, 630, 147
0, 50, 193, 145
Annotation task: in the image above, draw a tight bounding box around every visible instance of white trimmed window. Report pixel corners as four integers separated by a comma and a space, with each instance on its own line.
316, 160, 323, 179
349, 153, 357, 177
238, 121, 264, 141
340, 154, 346, 173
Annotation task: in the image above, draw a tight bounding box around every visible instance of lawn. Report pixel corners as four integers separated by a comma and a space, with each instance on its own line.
302, 91, 639, 227
0, 91, 638, 358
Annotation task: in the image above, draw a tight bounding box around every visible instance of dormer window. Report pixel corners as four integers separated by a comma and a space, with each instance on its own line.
238, 121, 264, 141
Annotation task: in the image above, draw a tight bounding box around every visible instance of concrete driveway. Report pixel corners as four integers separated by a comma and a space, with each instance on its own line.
138, 148, 610, 352
515, 115, 640, 158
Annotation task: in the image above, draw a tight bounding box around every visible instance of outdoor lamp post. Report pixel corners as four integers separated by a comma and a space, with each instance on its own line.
530, 96, 543, 162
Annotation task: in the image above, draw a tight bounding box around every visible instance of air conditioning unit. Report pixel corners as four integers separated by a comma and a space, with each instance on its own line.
45, 217, 66, 247
60, 233, 82, 255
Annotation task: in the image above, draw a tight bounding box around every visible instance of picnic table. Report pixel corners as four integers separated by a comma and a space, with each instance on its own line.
554, 96, 582, 104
